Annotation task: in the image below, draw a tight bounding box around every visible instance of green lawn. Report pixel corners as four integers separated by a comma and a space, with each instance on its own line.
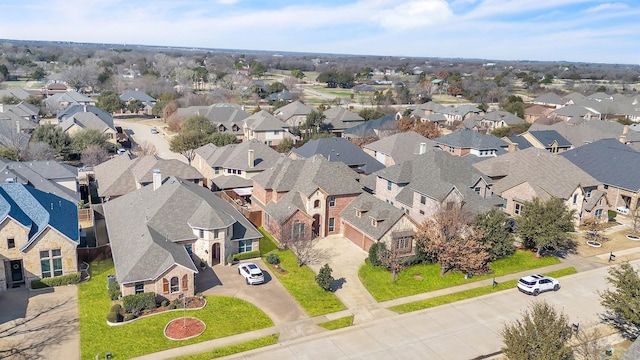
390, 267, 578, 314
169, 335, 279, 360
317, 315, 354, 330
258, 228, 346, 316
79, 260, 273, 360
360, 250, 561, 302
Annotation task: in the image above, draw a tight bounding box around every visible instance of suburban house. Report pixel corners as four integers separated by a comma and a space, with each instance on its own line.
0, 183, 79, 290
372, 150, 501, 224
58, 109, 118, 144
434, 129, 508, 160
409, 101, 446, 120
274, 101, 312, 127
529, 120, 640, 148
0, 88, 31, 101
474, 148, 606, 224
44, 91, 94, 114
93, 154, 204, 201
177, 104, 250, 140
103, 175, 261, 300
463, 111, 525, 132
340, 192, 418, 252
289, 137, 385, 175
0, 160, 79, 203
549, 105, 599, 123
242, 110, 294, 146
119, 90, 156, 115
363, 131, 438, 167
524, 104, 554, 123
322, 107, 365, 136
560, 138, 640, 214
342, 115, 397, 141
531, 93, 565, 108
510, 130, 573, 153
0, 102, 40, 135
251, 155, 363, 242
192, 139, 282, 191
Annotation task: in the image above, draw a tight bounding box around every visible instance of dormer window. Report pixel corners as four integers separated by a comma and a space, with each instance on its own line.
314, 199, 320, 208
371, 218, 378, 227
356, 210, 362, 218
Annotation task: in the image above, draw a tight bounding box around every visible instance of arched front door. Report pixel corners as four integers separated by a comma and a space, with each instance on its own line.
312, 214, 321, 238
212, 243, 221, 264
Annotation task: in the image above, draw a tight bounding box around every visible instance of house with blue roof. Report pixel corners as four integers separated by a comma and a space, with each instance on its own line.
0, 183, 79, 290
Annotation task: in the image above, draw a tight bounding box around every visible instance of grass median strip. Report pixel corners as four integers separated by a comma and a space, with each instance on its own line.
258, 228, 346, 317
360, 250, 561, 302
389, 267, 578, 314
317, 315, 355, 330
169, 335, 279, 360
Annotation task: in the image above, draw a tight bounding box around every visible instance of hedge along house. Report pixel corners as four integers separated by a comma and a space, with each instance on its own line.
0, 183, 79, 291
103, 172, 261, 300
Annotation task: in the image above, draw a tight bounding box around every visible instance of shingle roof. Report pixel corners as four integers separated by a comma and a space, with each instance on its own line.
530, 119, 640, 146
364, 131, 438, 164
533, 93, 565, 105
0, 88, 31, 100
104, 177, 260, 284
504, 136, 533, 150
323, 107, 364, 131
59, 111, 115, 133
194, 139, 282, 172
560, 138, 640, 192
291, 137, 385, 174
274, 101, 312, 121
526, 130, 572, 148
343, 116, 396, 138
474, 148, 600, 200
119, 90, 156, 103
551, 105, 597, 118
0, 161, 78, 203
340, 193, 407, 240
435, 129, 508, 150
0, 183, 78, 250
94, 154, 204, 198
244, 110, 288, 131
464, 111, 524, 128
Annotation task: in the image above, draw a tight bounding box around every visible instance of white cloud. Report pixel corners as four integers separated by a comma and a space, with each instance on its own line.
372, 0, 453, 30
584, 2, 628, 13
217, 0, 240, 4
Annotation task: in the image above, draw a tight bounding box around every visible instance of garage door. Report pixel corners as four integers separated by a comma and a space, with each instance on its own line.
343, 223, 374, 251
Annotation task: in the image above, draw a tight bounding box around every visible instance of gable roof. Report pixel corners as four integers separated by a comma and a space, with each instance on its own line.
119, 90, 156, 103
435, 129, 508, 150
194, 139, 283, 172
0, 160, 78, 203
530, 119, 640, 146
340, 193, 410, 241
0, 88, 31, 100
104, 177, 261, 284
364, 131, 438, 164
94, 154, 204, 198
0, 183, 78, 251
525, 130, 572, 148
474, 148, 600, 200
532, 93, 565, 105
59, 111, 115, 133
560, 138, 640, 192
323, 107, 365, 131
244, 110, 288, 131
464, 110, 524, 128
274, 101, 312, 121
343, 116, 396, 138
290, 137, 385, 174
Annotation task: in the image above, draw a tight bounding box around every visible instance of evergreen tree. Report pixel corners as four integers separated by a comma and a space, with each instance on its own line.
599, 262, 640, 338
315, 263, 334, 292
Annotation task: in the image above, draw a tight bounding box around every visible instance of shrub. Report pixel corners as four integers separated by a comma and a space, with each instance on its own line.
108, 281, 121, 300
31, 273, 82, 289
368, 242, 386, 267
161, 300, 168, 307
226, 254, 235, 264
316, 263, 334, 292
266, 253, 280, 265
168, 304, 177, 310
106, 311, 119, 323
110, 304, 122, 313
233, 251, 260, 261
122, 292, 156, 314
123, 313, 136, 321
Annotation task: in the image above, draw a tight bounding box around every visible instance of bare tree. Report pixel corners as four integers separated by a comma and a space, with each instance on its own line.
133, 141, 158, 156
573, 326, 608, 360
378, 233, 413, 282
416, 202, 489, 277
278, 222, 316, 267
81, 144, 110, 166
22, 142, 56, 161
63, 65, 99, 92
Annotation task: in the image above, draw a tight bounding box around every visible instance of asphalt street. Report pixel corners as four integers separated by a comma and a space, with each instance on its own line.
114, 119, 186, 163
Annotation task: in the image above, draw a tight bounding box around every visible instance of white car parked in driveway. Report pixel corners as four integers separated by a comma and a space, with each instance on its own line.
517, 274, 560, 296
238, 262, 265, 285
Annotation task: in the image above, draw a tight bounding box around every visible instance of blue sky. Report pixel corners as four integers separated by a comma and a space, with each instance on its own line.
1, 0, 639, 64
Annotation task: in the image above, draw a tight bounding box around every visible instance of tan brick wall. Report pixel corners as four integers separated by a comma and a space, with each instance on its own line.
121, 264, 195, 302
326, 194, 358, 235
193, 153, 215, 182
605, 186, 639, 212
251, 183, 270, 207
501, 182, 538, 216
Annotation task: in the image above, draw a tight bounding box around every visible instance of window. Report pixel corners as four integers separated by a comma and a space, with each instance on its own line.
214, 229, 219, 239
198, 229, 204, 238
371, 219, 378, 227
264, 213, 270, 225
405, 209, 410, 215
135, 282, 144, 294
604, 185, 609, 189
170, 277, 179, 293
238, 170, 242, 175
184, 244, 193, 256
573, 194, 578, 204
273, 131, 279, 135
446, 202, 454, 210
292, 221, 305, 240
7, 238, 14, 249
329, 196, 336, 207
356, 210, 362, 218
585, 189, 592, 198
474, 187, 481, 195
595, 209, 603, 219
598, 198, 603, 206
501, 197, 507, 209
420, 195, 426, 205
514, 203, 523, 215
387, 180, 392, 191
393, 235, 413, 254
449, 146, 455, 153
314, 199, 320, 208
40, 249, 62, 278
328, 218, 335, 232
239, 240, 252, 252
419, 210, 425, 215
214, 167, 220, 175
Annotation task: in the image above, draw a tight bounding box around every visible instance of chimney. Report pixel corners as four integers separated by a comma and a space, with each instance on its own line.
419, 142, 427, 155
248, 149, 255, 168
619, 135, 627, 144
83, 104, 87, 112
508, 142, 519, 152
152, 168, 162, 190
623, 125, 629, 135
16, 120, 20, 133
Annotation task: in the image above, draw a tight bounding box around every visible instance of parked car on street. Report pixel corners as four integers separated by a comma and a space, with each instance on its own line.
238, 262, 265, 285
151, 127, 158, 134
517, 274, 560, 296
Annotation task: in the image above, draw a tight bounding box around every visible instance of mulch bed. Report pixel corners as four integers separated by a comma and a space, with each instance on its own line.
142, 297, 205, 316
165, 317, 205, 340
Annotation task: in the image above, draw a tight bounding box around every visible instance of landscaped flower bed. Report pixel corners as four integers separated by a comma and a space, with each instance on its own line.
165, 317, 206, 340
107, 296, 206, 325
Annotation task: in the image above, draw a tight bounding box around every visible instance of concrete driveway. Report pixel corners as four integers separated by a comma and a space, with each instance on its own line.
196, 259, 308, 326
0, 286, 79, 360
